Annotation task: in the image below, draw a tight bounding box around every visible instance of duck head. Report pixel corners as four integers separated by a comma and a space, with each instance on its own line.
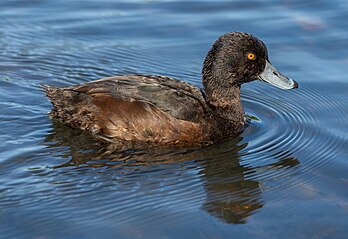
202, 32, 298, 96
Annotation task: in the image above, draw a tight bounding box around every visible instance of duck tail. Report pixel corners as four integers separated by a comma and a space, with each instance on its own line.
40, 83, 59, 102
41, 83, 74, 121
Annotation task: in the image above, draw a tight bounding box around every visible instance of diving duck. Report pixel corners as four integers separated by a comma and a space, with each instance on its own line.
43, 32, 298, 147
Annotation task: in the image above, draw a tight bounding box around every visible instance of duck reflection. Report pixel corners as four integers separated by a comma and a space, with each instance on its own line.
199, 144, 263, 224
44, 120, 299, 224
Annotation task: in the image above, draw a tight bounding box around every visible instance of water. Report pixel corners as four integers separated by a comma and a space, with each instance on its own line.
1, 0, 348, 238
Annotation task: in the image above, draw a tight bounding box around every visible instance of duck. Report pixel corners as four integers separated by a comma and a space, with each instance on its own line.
43, 32, 298, 147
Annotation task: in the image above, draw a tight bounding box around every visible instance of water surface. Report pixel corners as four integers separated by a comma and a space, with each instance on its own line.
1, 0, 348, 238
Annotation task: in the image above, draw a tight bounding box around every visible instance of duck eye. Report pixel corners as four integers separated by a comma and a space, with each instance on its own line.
247, 53, 256, 60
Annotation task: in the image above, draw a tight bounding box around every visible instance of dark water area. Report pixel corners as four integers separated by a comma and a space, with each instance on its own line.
1, 0, 348, 238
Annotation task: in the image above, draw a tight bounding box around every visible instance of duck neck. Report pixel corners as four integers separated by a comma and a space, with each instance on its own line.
204, 85, 244, 128
201, 40, 245, 138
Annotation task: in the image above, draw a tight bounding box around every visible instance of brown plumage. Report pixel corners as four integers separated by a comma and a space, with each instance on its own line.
43, 75, 211, 146
43, 32, 298, 147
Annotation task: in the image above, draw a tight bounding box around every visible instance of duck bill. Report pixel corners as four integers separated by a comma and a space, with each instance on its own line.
258, 61, 298, 89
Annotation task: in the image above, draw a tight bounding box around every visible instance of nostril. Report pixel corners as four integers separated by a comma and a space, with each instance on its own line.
273, 71, 279, 77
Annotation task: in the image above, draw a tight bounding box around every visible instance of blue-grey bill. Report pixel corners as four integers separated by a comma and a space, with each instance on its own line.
258, 61, 298, 90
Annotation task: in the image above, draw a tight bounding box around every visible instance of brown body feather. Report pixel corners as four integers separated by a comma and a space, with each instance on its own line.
43, 75, 217, 146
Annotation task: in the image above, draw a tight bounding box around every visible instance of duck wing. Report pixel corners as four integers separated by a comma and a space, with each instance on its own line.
70, 75, 208, 122
43, 75, 210, 145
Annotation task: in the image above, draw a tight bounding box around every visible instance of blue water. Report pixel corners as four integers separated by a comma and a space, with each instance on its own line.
1, 1, 348, 238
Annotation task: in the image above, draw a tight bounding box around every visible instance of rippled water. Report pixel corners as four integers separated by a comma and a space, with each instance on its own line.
1, 0, 348, 238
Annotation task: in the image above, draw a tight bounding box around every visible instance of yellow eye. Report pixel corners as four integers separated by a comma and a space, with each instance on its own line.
247, 53, 256, 60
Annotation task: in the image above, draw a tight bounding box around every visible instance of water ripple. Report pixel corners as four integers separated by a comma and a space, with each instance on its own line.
240, 84, 348, 191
